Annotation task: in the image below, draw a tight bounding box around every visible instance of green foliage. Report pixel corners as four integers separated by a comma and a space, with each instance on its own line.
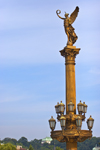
18, 137, 28, 145
0, 143, 16, 150
1, 136, 100, 150
29, 144, 34, 150
56, 146, 64, 150
18, 137, 29, 148
30, 138, 41, 150
41, 144, 54, 150
51, 140, 66, 150
77, 137, 100, 150
2, 138, 17, 146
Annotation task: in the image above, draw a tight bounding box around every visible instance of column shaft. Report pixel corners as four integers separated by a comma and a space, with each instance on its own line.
66, 62, 76, 114
60, 46, 80, 114
66, 140, 77, 150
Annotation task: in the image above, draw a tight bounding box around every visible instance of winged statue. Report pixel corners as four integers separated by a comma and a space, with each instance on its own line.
56, 6, 79, 46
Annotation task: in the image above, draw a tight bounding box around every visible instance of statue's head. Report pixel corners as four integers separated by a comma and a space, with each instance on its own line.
65, 12, 69, 18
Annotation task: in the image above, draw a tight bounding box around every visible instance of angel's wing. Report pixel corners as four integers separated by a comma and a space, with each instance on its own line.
70, 6, 79, 24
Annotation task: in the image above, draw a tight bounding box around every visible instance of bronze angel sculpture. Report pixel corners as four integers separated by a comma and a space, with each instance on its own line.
56, 6, 79, 46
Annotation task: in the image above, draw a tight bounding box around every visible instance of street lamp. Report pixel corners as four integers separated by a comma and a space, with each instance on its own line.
60, 114, 66, 129
55, 102, 59, 114
68, 100, 74, 112
83, 102, 88, 113
77, 100, 84, 115
87, 115, 94, 131
76, 116, 82, 130
49, 116, 56, 131
59, 101, 65, 114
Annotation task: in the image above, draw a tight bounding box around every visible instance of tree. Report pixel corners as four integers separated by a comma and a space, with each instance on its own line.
18, 137, 28, 147
0, 143, 16, 150
56, 146, 64, 150
29, 144, 34, 150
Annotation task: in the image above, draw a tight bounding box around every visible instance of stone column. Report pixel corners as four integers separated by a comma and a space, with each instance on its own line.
60, 46, 80, 114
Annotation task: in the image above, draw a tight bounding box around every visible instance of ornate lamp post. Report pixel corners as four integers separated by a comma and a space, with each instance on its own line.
48, 6, 94, 150
49, 116, 56, 131
76, 116, 82, 130
87, 115, 94, 131
68, 100, 74, 112
77, 100, 84, 115
55, 102, 60, 115
83, 102, 88, 113
60, 114, 66, 130
59, 101, 65, 115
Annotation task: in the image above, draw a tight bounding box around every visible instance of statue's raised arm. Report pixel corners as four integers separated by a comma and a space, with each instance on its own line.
56, 6, 79, 46
56, 10, 65, 20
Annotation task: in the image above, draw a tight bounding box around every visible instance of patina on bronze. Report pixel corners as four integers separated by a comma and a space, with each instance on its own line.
49, 6, 94, 150
56, 6, 79, 46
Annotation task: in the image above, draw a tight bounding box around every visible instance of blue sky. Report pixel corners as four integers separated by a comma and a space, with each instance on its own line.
0, 0, 100, 141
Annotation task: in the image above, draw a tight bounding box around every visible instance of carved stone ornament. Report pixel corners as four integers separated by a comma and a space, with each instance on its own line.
60, 46, 80, 65
51, 130, 92, 143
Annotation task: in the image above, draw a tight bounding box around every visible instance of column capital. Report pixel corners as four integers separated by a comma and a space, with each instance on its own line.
60, 46, 80, 65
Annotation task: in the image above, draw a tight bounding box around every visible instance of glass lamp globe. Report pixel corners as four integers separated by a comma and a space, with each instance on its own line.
59, 101, 65, 114
76, 116, 82, 130
83, 102, 88, 113
49, 116, 56, 131
55, 102, 60, 114
87, 115, 94, 130
60, 114, 66, 130
68, 100, 74, 112
77, 100, 84, 114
